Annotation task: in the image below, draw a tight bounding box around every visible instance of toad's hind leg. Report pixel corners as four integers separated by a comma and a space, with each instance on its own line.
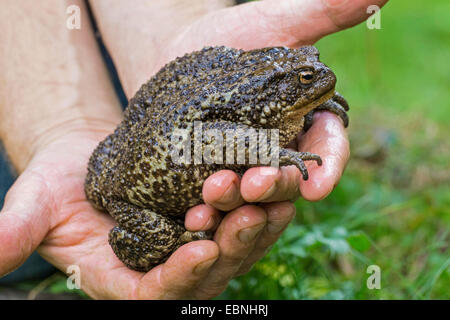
107, 201, 210, 272
85, 133, 119, 211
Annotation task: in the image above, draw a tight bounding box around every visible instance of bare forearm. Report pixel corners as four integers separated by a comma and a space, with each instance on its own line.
0, 0, 122, 171
90, 0, 232, 97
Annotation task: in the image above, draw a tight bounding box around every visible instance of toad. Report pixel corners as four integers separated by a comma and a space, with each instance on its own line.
85, 46, 349, 271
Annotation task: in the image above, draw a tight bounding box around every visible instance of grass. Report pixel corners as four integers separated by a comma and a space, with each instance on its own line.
2, 0, 448, 300
219, 114, 449, 299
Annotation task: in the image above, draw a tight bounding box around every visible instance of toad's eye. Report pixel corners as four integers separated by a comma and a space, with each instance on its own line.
299, 69, 314, 85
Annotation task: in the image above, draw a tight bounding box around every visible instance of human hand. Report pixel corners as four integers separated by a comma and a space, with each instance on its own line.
0, 0, 387, 300
82, 0, 386, 298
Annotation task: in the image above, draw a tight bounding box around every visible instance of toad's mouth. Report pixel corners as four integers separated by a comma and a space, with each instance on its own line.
286, 89, 335, 117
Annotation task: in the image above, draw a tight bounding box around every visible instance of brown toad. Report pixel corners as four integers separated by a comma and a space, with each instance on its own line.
85, 46, 349, 272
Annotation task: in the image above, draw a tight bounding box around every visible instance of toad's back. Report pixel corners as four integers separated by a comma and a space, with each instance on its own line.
84, 46, 349, 271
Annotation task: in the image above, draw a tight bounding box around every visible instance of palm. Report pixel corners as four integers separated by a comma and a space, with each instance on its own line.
22, 133, 225, 299
6, 133, 145, 298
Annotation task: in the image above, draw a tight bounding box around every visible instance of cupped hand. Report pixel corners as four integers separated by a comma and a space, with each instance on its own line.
0, 128, 220, 299
185, 111, 349, 296
0, 0, 385, 299
0, 121, 325, 299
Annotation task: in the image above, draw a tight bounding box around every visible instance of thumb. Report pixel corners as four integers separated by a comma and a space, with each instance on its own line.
0, 169, 52, 276
177, 0, 388, 49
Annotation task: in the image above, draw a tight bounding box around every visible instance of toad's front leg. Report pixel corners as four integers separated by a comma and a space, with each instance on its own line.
279, 148, 322, 180
304, 91, 349, 131
198, 121, 322, 181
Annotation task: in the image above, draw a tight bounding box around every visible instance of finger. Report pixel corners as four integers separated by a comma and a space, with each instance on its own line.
174, 0, 389, 50
195, 205, 267, 298
185, 204, 222, 232
0, 169, 52, 276
240, 166, 301, 203
137, 240, 219, 299
298, 111, 350, 201
236, 201, 296, 276
202, 170, 245, 211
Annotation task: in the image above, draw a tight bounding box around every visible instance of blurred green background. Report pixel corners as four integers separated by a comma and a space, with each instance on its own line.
3, 0, 448, 300
219, 0, 450, 299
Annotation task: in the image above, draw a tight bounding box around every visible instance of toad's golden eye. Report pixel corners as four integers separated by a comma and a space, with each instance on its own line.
299, 69, 314, 85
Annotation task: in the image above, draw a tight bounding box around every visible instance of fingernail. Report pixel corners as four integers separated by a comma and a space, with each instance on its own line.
209, 173, 233, 190
202, 216, 215, 230
193, 257, 217, 275
238, 223, 265, 243
267, 204, 296, 234
258, 167, 279, 176
267, 220, 289, 234
245, 168, 279, 201
216, 181, 239, 204
257, 182, 277, 201
248, 168, 278, 187
208, 173, 240, 205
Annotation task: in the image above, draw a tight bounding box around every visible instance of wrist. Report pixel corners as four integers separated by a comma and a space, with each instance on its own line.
91, 0, 230, 97
1, 112, 120, 173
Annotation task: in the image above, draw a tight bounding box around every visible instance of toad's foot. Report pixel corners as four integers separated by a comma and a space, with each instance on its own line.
279, 148, 322, 181
304, 91, 349, 131
107, 201, 210, 272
